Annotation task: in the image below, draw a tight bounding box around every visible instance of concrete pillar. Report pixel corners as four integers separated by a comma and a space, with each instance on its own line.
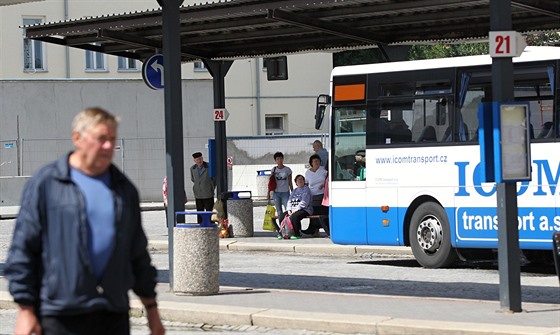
173, 224, 219, 295
226, 191, 254, 237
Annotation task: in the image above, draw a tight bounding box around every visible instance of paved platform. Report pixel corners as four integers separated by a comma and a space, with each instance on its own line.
1, 204, 559, 335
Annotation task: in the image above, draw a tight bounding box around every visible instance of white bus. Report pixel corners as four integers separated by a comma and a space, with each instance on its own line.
317, 47, 560, 268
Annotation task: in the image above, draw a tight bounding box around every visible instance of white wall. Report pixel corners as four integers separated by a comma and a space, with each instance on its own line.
225, 54, 332, 136
0, 79, 214, 200
0, 0, 334, 136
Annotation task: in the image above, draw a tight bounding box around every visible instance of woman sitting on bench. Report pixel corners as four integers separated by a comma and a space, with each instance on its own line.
280, 174, 313, 240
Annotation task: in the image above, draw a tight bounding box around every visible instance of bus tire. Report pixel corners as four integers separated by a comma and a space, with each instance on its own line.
409, 202, 457, 268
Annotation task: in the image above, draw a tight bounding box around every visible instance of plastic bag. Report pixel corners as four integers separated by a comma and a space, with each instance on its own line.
219, 219, 231, 238
262, 203, 276, 231
211, 199, 224, 222
322, 176, 329, 206
280, 216, 294, 239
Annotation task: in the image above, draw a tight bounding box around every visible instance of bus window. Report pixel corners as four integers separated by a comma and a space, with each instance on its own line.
332, 106, 366, 181
457, 85, 483, 142
410, 97, 450, 143
461, 66, 556, 141
516, 82, 554, 139
367, 101, 413, 145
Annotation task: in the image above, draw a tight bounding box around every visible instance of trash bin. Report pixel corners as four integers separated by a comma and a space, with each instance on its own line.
256, 170, 271, 198
173, 222, 219, 295
225, 191, 253, 237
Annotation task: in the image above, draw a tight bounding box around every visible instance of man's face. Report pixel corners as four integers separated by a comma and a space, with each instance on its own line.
312, 143, 320, 152
194, 156, 203, 167
73, 122, 116, 175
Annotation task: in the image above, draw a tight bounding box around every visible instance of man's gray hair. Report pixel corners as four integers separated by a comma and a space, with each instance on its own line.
72, 107, 120, 135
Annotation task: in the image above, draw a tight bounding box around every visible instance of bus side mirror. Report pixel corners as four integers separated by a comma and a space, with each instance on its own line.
315, 94, 331, 130
436, 98, 447, 126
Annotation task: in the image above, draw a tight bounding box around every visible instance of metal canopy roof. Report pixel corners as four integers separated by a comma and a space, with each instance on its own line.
0, 0, 44, 6
24, 0, 560, 63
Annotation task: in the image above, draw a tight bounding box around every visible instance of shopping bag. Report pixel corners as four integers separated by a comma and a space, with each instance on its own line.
321, 176, 329, 206
219, 219, 230, 238
280, 216, 294, 239
268, 167, 277, 192
211, 199, 224, 222
262, 203, 276, 231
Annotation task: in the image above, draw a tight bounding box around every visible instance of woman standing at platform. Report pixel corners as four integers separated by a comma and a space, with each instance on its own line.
266, 151, 294, 218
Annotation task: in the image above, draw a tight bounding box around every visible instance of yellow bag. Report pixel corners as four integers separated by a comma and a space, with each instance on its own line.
262, 204, 276, 231
211, 199, 224, 222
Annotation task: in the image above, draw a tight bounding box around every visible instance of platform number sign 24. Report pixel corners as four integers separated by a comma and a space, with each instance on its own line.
213, 108, 229, 122
489, 31, 526, 58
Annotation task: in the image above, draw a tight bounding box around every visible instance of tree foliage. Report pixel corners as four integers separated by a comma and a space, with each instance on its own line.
332, 48, 385, 67
333, 31, 559, 65
408, 43, 488, 60
524, 32, 560, 46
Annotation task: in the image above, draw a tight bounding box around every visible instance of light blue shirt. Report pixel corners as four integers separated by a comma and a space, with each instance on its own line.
71, 168, 115, 280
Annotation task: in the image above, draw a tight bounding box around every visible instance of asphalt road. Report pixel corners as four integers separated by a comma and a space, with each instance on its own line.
1, 209, 558, 334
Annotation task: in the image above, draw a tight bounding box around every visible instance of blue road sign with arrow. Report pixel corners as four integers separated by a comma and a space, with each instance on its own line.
142, 54, 164, 90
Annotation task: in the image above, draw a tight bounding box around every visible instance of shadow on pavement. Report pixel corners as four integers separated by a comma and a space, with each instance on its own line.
217, 271, 560, 305
354, 259, 557, 275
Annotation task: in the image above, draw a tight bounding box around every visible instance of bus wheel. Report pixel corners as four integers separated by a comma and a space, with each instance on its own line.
409, 202, 457, 268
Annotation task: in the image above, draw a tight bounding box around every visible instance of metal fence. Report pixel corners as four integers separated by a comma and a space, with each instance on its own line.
2, 134, 327, 201
0, 140, 19, 176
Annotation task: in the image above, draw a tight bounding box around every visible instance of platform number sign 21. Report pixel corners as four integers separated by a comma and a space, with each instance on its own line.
489, 31, 526, 58
213, 108, 229, 122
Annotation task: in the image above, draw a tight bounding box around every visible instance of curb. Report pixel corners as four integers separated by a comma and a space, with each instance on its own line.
147, 239, 414, 256
127, 299, 558, 335
1, 295, 557, 335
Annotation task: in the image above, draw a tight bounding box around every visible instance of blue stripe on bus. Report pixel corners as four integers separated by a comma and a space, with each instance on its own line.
330, 206, 557, 250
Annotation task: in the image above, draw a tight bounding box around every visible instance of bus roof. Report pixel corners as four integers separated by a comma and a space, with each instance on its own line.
331, 46, 560, 77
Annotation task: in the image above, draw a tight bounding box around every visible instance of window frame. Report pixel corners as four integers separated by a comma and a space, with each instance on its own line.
265, 115, 285, 135
22, 17, 46, 72
193, 61, 207, 72
85, 43, 107, 72
117, 57, 139, 72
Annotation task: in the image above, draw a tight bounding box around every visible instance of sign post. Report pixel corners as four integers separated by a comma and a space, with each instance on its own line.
213, 108, 230, 122
489, 1, 523, 312
142, 54, 165, 90
489, 31, 526, 58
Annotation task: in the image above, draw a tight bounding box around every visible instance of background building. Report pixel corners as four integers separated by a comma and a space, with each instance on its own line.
0, 0, 333, 202
0, 0, 332, 136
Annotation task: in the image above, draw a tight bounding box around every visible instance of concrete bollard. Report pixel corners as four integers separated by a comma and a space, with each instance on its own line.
256, 170, 271, 198
226, 191, 253, 237
173, 224, 219, 295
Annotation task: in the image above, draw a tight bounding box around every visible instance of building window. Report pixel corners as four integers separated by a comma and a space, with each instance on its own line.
193, 61, 207, 72
23, 18, 45, 72
85, 44, 106, 71
118, 57, 139, 71
265, 115, 285, 135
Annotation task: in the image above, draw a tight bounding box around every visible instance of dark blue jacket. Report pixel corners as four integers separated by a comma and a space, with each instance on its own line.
5, 153, 157, 316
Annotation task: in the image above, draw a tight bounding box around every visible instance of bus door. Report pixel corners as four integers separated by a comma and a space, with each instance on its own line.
364, 100, 417, 246
330, 107, 368, 244
329, 76, 368, 244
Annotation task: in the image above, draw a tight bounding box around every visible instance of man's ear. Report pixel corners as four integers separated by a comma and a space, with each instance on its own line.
71, 131, 82, 147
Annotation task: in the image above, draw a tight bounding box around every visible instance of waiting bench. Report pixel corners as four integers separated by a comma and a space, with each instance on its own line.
271, 214, 330, 236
